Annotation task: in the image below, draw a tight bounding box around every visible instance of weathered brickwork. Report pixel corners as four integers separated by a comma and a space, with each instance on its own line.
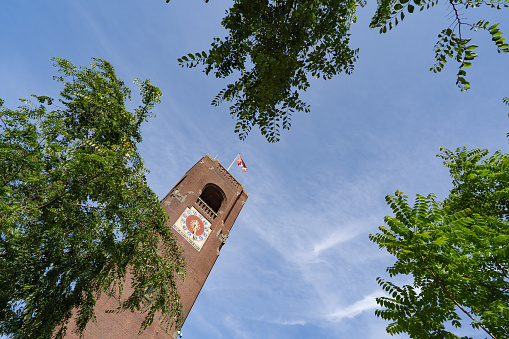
66, 154, 248, 338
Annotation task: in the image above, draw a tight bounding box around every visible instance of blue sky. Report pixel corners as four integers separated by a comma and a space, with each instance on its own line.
1, 1, 508, 338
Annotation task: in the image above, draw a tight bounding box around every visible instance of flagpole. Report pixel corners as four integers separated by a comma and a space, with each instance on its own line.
227, 153, 239, 171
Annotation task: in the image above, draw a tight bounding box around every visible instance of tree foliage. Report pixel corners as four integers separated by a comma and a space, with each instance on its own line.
370, 0, 509, 91
370, 145, 509, 338
0, 58, 186, 338
178, 0, 363, 142
173, 0, 507, 141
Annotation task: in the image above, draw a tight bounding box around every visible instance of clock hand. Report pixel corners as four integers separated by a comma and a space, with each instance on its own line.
191, 220, 199, 239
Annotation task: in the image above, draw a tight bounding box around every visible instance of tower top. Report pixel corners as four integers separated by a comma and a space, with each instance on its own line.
188, 153, 248, 194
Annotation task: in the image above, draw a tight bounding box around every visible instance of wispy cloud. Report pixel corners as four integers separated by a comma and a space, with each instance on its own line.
311, 222, 363, 256
223, 314, 251, 339
325, 291, 385, 322
268, 318, 307, 326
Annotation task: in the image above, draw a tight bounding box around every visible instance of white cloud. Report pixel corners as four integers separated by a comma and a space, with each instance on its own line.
311, 222, 363, 256
268, 318, 307, 326
223, 314, 251, 339
325, 291, 385, 322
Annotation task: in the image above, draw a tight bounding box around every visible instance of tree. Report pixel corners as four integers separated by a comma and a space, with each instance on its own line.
370, 145, 509, 338
0, 58, 186, 338
173, 0, 508, 142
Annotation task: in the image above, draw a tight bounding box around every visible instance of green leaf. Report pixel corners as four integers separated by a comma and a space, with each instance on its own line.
488, 23, 500, 31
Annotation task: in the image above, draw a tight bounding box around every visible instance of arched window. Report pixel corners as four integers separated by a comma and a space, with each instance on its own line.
199, 184, 225, 213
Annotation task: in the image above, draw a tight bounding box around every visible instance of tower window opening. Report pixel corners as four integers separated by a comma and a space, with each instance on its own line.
199, 184, 225, 213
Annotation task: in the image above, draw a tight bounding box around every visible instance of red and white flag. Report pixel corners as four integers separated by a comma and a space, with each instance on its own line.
236, 154, 247, 172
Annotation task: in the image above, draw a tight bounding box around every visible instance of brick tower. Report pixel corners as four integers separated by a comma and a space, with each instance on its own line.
160, 154, 249, 330
68, 154, 248, 338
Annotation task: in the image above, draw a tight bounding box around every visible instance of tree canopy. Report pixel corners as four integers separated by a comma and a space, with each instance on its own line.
0, 58, 185, 338
370, 145, 509, 338
175, 0, 508, 142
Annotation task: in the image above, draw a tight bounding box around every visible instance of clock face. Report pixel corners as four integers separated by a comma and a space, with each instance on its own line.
172, 207, 211, 251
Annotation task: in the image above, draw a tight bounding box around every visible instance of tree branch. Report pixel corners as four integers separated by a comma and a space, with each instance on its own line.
45, 208, 88, 228
483, 210, 509, 216
462, 274, 509, 293
37, 171, 105, 210
67, 202, 99, 209
420, 257, 497, 339
448, 0, 473, 39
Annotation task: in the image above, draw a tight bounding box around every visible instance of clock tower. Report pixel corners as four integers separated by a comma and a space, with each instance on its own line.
67, 154, 248, 338
160, 154, 249, 331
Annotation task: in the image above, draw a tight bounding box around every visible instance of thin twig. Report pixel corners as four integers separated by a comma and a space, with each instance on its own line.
64, 201, 99, 209
449, 0, 463, 39
483, 210, 509, 216
45, 208, 88, 228
37, 171, 105, 210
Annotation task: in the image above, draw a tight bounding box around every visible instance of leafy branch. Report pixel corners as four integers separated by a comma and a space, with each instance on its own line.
177, 0, 362, 142
419, 256, 497, 339
371, 0, 508, 91
372, 146, 509, 337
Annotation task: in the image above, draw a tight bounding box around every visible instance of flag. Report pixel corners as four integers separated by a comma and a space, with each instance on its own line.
236, 154, 247, 172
